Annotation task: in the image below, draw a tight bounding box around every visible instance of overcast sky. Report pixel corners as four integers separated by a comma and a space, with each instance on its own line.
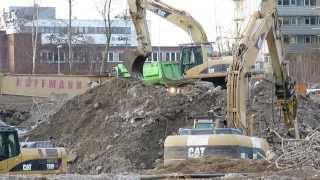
2, 0, 261, 46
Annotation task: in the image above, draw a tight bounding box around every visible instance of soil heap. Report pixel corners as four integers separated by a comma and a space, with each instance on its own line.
30, 77, 320, 174
31, 78, 225, 174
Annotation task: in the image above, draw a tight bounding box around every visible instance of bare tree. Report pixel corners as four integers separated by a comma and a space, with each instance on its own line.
32, 0, 39, 74
68, 0, 74, 74
95, 0, 113, 76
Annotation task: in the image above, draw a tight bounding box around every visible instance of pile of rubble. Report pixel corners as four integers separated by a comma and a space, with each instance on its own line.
0, 95, 67, 129
30, 78, 225, 174
29, 77, 320, 174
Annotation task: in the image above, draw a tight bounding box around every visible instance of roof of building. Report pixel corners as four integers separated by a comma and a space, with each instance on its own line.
24, 19, 133, 27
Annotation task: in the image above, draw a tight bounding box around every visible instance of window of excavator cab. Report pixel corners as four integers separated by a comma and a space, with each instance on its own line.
0, 135, 5, 161
181, 46, 203, 73
206, 45, 214, 57
0, 132, 20, 161
195, 123, 214, 129
8, 133, 19, 158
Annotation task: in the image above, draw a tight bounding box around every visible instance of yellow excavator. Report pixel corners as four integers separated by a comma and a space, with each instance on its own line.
0, 126, 67, 174
125, 0, 232, 86
164, 0, 297, 165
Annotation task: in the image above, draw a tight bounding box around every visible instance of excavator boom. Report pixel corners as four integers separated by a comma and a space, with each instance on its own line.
227, 0, 297, 135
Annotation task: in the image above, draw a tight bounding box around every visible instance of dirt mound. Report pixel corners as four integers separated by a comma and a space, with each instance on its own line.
29, 77, 320, 174
31, 78, 225, 174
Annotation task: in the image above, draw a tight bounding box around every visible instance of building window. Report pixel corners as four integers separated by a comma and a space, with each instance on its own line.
297, 35, 304, 44
297, 17, 304, 25
311, 35, 317, 44
297, 0, 303, 5
290, 17, 297, 25
283, 17, 290, 25
289, 36, 297, 44
158, 52, 163, 61
165, 52, 170, 61
176, 52, 180, 61
278, 0, 282, 5
171, 52, 176, 61
305, 35, 311, 44
317, 36, 320, 44
40, 51, 48, 62
291, 0, 296, 5
108, 52, 114, 62
48, 52, 53, 62
305, 0, 309, 6
54, 52, 58, 62
152, 52, 158, 61
310, 0, 316, 6
283, 0, 289, 5
283, 35, 290, 44
96, 54, 102, 62
311, 16, 316, 25
305, 16, 310, 24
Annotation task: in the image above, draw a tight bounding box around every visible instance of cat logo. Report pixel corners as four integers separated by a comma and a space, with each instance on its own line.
188, 147, 206, 158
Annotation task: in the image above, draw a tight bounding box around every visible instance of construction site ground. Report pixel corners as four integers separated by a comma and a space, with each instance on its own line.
1, 77, 320, 179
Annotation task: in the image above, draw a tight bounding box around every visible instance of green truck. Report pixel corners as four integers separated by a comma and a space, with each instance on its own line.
114, 61, 184, 86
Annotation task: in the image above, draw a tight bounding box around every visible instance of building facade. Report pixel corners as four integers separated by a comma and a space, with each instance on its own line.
277, 0, 320, 53
0, 31, 180, 75
0, 6, 180, 75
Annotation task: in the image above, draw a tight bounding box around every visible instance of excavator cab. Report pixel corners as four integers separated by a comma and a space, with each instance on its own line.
180, 43, 214, 74
180, 45, 203, 73
0, 126, 20, 162
0, 126, 67, 174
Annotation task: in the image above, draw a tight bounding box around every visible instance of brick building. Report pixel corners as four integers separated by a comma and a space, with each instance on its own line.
0, 31, 180, 75
0, 5, 180, 75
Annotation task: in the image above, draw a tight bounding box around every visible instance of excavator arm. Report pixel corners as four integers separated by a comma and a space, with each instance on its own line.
227, 0, 297, 135
125, 0, 210, 79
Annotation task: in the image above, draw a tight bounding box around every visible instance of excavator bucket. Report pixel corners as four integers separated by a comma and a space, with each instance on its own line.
123, 49, 148, 80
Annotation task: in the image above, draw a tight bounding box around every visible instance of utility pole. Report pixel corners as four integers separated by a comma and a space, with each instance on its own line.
68, 0, 72, 73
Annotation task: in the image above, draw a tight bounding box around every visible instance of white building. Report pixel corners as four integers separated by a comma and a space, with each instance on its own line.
0, 6, 138, 46
23, 19, 138, 46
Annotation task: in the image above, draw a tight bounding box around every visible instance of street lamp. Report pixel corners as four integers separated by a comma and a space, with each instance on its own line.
57, 45, 62, 74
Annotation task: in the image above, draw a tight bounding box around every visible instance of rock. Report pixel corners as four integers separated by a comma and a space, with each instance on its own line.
93, 102, 101, 109
95, 166, 103, 173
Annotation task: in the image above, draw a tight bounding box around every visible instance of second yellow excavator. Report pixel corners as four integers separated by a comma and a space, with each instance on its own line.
163, 0, 298, 165
124, 0, 232, 87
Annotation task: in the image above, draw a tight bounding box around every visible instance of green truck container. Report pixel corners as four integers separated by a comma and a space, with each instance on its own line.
115, 61, 183, 86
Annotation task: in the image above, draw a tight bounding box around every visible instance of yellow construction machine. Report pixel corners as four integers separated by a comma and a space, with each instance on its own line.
164, 0, 297, 165
0, 126, 67, 174
125, 0, 232, 86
